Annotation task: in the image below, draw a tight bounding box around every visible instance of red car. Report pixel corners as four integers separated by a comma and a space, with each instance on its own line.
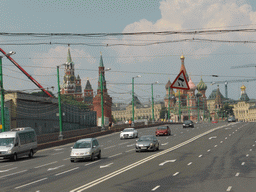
155, 126, 171, 136
212, 120, 218, 124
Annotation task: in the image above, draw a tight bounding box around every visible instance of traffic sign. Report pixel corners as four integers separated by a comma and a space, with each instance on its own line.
170, 70, 190, 90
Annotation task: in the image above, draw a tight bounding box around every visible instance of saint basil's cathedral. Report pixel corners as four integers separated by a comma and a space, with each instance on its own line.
164, 55, 208, 122
61, 48, 112, 124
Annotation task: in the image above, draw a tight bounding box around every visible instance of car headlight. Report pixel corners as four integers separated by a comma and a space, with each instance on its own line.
85, 151, 90, 155
135, 143, 138, 147
6, 150, 12, 154
183, 124, 185, 126
150, 143, 154, 146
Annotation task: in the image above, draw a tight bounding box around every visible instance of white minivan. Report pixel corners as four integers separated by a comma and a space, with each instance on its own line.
70, 138, 101, 162
0, 127, 37, 161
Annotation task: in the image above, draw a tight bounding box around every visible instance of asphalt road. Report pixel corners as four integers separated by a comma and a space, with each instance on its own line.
0, 122, 255, 192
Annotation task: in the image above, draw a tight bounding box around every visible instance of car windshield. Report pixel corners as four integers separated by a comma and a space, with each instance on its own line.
184, 121, 192, 124
0, 138, 14, 147
139, 136, 153, 141
157, 127, 167, 130
123, 129, 134, 132
73, 141, 91, 149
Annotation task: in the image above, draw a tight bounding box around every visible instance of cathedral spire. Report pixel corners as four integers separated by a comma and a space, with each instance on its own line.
67, 46, 72, 63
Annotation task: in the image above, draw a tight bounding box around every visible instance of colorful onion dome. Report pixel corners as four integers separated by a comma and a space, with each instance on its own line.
197, 78, 207, 91
188, 77, 196, 91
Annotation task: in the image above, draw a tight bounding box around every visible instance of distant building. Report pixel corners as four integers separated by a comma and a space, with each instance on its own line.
112, 96, 164, 122
233, 85, 256, 122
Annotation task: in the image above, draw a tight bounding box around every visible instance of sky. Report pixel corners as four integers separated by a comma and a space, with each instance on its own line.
1, 0, 256, 104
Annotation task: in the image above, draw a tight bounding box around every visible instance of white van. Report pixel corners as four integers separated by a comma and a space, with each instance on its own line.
0, 127, 37, 161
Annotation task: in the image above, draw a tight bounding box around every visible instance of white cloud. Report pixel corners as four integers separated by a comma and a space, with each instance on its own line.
108, 0, 256, 64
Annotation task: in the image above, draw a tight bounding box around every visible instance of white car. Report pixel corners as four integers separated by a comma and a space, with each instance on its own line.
120, 128, 138, 140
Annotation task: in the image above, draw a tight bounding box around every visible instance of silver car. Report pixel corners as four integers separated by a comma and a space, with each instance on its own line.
120, 128, 138, 140
70, 138, 101, 162
135, 135, 159, 152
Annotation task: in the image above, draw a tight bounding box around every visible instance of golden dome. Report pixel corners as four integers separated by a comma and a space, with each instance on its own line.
180, 55, 185, 59
241, 85, 246, 91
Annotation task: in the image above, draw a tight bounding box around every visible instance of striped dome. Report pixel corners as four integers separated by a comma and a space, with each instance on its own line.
197, 78, 207, 91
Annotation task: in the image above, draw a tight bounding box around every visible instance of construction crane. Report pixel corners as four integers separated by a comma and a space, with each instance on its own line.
231, 64, 256, 75
208, 78, 256, 98
0, 48, 53, 98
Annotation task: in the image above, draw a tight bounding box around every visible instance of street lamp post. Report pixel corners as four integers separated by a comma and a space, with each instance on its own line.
151, 81, 158, 124
0, 51, 15, 132
57, 64, 67, 140
168, 86, 170, 122
132, 75, 141, 127
100, 68, 111, 131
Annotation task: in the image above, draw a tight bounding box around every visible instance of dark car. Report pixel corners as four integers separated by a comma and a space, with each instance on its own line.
155, 126, 171, 136
183, 120, 194, 128
228, 117, 236, 123
135, 135, 159, 152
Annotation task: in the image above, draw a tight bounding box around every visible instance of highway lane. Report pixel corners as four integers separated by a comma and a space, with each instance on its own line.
0, 122, 234, 192
71, 122, 255, 192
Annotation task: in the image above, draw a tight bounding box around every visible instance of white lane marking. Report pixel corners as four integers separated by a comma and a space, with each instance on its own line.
152, 185, 160, 191
229, 134, 231, 136
118, 142, 129, 146
187, 162, 192, 166
0, 167, 17, 173
220, 141, 223, 143
198, 155, 203, 158
108, 153, 122, 158
55, 167, 79, 176
103, 145, 116, 150
173, 172, 179, 176
47, 165, 65, 171
207, 149, 211, 152
51, 152, 64, 155
63, 158, 70, 161
214, 145, 218, 148
85, 161, 101, 167
34, 161, 58, 169
225, 137, 228, 139
161, 142, 168, 146
0, 164, 13, 168
235, 172, 240, 176
226, 186, 232, 191
100, 163, 113, 168
159, 159, 176, 166
209, 136, 217, 140
126, 144, 134, 147
232, 132, 234, 134
70, 125, 228, 192
246, 154, 249, 157
241, 162, 245, 165
235, 130, 237, 131
225, 128, 231, 130
125, 149, 134, 153
253, 144, 255, 147
0, 170, 27, 179
250, 149, 252, 151
15, 178, 48, 189
54, 148, 64, 151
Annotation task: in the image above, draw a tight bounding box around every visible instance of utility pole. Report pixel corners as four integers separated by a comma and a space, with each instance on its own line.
168, 86, 170, 121
187, 94, 190, 120
131, 75, 141, 127
197, 97, 200, 122
0, 56, 5, 132
100, 71, 105, 130
179, 91, 181, 122
151, 83, 154, 124
57, 66, 63, 140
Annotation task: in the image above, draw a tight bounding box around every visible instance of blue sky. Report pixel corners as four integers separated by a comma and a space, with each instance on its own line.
1, 0, 256, 104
